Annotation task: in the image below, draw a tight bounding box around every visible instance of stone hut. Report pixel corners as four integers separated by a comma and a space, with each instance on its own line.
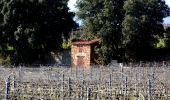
71, 39, 99, 68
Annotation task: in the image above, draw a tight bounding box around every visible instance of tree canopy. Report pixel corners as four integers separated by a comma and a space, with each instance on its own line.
76, 0, 125, 64
0, 0, 76, 64
76, 0, 169, 63
122, 0, 168, 61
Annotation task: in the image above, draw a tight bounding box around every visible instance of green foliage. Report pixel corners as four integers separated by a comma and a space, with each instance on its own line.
155, 39, 166, 49
77, 0, 169, 63
165, 26, 170, 35
62, 41, 71, 49
122, 0, 168, 61
0, 0, 76, 64
165, 26, 170, 48
76, 0, 125, 64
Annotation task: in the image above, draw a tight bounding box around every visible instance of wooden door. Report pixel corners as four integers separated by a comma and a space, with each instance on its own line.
77, 56, 84, 67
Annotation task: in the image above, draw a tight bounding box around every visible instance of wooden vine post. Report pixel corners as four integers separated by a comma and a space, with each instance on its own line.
147, 79, 152, 100
87, 87, 91, 100
68, 77, 71, 99
5, 76, 11, 100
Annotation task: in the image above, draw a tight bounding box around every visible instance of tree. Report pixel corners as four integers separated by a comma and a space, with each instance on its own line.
122, 0, 169, 61
166, 26, 170, 35
165, 26, 170, 48
0, 0, 76, 64
76, 0, 125, 64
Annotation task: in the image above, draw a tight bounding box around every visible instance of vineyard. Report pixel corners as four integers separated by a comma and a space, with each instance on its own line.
0, 62, 170, 100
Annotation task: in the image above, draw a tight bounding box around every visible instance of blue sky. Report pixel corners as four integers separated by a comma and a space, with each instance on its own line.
68, 0, 170, 24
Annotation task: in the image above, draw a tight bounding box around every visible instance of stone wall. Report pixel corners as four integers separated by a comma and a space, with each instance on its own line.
71, 45, 91, 68
51, 50, 71, 66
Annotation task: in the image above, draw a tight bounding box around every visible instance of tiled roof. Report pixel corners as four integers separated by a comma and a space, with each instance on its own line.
72, 39, 99, 45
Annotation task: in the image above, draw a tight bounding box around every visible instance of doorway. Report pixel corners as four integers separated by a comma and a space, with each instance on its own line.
77, 56, 84, 67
